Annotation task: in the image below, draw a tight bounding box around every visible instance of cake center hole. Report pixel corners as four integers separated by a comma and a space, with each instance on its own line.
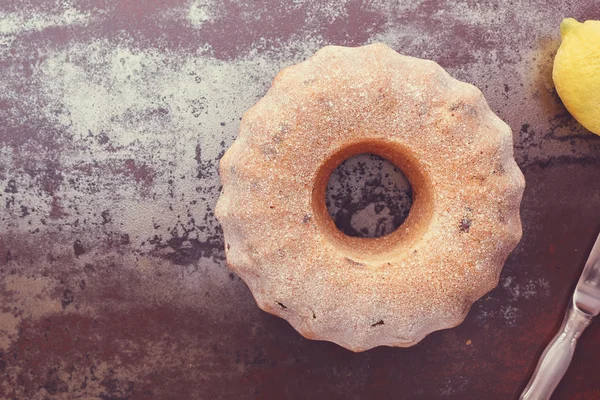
325, 153, 413, 238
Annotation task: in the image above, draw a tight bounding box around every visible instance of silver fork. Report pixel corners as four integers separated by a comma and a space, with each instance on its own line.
521, 232, 600, 400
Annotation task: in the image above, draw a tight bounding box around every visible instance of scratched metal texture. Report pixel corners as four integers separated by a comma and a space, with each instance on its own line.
1, 0, 600, 399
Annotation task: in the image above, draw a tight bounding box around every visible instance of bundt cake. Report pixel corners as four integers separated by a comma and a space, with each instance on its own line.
216, 43, 525, 352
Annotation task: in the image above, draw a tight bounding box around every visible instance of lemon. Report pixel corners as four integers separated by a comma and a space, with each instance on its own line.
552, 18, 600, 135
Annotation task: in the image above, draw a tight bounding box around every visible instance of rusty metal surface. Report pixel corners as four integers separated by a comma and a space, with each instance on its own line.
1, 0, 600, 399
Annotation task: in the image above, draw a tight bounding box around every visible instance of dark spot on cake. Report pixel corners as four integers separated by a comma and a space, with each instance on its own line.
345, 257, 365, 267
226, 243, 231, 250
312, 311, 317, 319
371, 320, 384, 327
459, 217, 472, 233
464, 104, 477, 116
274, 123, 289, 144
449, 100, 477, 116
277, 302, 287, 309
499, 211, 507, 223
269, 205, 275, 209
260, 144, 277, 157
302, 214, 312, 223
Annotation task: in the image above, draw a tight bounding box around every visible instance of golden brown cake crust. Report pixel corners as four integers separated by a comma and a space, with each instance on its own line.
216, 43, 525, 352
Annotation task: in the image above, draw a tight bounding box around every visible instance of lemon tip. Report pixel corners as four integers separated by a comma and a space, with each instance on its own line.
560, 18, 580, 37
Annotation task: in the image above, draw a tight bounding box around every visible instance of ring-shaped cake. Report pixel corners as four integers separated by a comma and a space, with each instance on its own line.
216, 43, 525, 351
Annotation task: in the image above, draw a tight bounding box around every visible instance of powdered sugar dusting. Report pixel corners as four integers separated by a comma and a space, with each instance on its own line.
476, 275, 551, 326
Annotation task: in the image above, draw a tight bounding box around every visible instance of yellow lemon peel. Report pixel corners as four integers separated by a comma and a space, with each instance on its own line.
553, 18, 600, 136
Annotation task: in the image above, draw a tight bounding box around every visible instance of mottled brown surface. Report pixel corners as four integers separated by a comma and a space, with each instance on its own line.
1, 0, 600, 399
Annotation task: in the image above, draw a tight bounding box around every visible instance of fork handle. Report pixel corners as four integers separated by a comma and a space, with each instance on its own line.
520, 304, 593, 400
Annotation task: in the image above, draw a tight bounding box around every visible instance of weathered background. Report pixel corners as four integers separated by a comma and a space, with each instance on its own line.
1, 0, 600, 399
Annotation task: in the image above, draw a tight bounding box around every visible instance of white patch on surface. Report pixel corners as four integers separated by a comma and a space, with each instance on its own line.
1, 35, 324, 252
0, 4, 90, 36
0, 1, 91, 54
304, 0, 351, 23
188, 0, 213, 27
